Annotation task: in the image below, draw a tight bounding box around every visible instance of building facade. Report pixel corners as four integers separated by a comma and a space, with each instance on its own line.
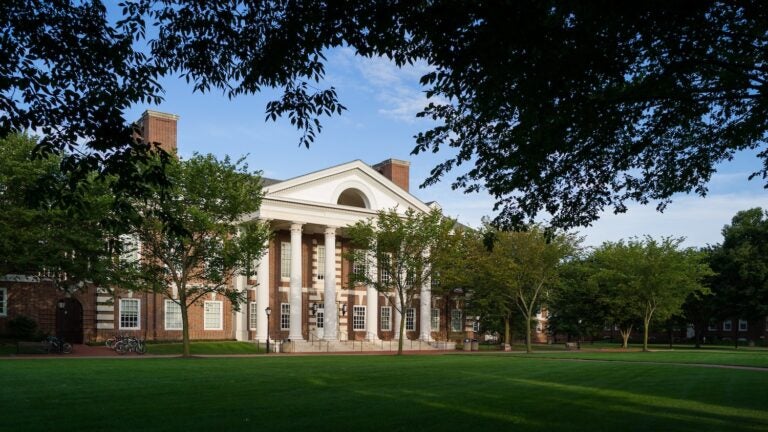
0, 111, 473, 345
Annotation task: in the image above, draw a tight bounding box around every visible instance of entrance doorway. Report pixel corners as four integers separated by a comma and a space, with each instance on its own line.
56, 298, 83, 344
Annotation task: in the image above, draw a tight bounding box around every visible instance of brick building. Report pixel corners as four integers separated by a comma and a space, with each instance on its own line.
0, 111, 473, 346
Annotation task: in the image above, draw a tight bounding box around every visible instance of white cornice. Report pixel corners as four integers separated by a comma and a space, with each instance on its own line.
264, 160, 431, 213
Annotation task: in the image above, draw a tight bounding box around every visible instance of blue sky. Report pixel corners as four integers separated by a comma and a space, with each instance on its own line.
123, 47, 766, 248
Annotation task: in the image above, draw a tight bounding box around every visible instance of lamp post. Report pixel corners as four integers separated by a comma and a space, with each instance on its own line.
265, 306, 271, 354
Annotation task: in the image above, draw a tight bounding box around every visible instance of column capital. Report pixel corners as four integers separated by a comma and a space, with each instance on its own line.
324, 226, 337, 236
290, 222, 303, 233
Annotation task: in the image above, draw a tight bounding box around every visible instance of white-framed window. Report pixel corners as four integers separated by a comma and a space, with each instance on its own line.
723, 320, 732, 331
316, 303, 324, 329
451, 309, 463, 332
316, 245, 325, 280
405, 308, 416, 331
707, 320, 718, 331
739, 319, 748, 332
280, 242, 291, 279
380, 306, 392, 331
164, 300, 182, 330
249, 302, 258, 331
204, 301, 223, 330
119, 233, 141, 264
473, 320, 480, 333
119, 298, 140, 330
280, 303, 290, 330
405, 271, 414, 287
379, 254, 391, 285
0, 287, 6, 317
430, 308, 440, 331
352, 252, 367, 277
353, 305, 366, 331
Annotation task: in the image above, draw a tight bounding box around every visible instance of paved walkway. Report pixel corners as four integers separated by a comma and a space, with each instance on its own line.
3, 345, 767, 372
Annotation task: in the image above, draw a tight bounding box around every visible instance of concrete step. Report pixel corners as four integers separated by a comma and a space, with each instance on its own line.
278, 339, 444, 353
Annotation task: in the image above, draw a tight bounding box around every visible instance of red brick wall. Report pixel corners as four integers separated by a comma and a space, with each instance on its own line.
0, 281, 97, 341
373, 159, 409, 192
141, 111, 178, 154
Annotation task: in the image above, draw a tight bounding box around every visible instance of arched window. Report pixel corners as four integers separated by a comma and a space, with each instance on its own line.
336, 188, 369, 208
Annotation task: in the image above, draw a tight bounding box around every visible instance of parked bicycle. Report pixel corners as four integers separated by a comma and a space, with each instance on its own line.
114, 336, 146, 355
43, 336, 72, 354
105, 334, 129, 349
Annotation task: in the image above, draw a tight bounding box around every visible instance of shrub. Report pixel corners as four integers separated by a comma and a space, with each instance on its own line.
7, 315, 39, 341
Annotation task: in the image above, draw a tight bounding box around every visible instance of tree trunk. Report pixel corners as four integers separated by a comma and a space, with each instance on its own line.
643, 317, 651, 352
525, 314, 532, 353
181, 300, 191, 358
733, 318, 739, 349
504, 316, 511, 347
397, 306, 405, 355
619, 325, 632, 349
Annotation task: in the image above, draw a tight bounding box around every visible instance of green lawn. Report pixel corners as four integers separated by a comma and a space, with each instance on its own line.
2, 355, 766, 431
505, 347, 768, 368
146, 341, 266, 355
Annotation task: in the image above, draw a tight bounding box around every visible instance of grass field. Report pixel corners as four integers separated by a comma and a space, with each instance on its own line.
146, 341, 266, 355
508, 349, 768, 368
2, 352, 767, 431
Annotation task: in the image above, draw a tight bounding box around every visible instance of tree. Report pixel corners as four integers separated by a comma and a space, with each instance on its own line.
128, 153, 270, 357
708, 208, 768, 347
346, 208, 457, 355
590, 237, 711, 351
0, 133, 131, 292
471, 226, 578, 353
6, 2, 768, 230
548, 258, 612, 344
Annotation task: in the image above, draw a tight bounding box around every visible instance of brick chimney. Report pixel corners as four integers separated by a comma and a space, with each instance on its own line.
139, 110, 179, 153
372, 159, 410, 192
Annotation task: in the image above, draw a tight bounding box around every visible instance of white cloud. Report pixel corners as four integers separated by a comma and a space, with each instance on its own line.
338, 50, 441, 123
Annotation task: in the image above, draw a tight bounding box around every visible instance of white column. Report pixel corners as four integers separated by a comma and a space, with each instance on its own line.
323, 227, 338, 341
419, 278, 432, 341
288, 223, 304, 341
255, 243, 270, 341
233, 273, 248, 341
366, 285, 379, 341
393, 295, 402, 340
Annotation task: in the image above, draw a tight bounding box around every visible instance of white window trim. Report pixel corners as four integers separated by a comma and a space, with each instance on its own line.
204, 301, 223, 330
380, 306, 392, 331
451, 309, 463, 332
723, 320, 732, 331
119, 298, 141, 330
473, 320, 481, 333
405, 308, 416, 331
738, 319, 748, 332
707, 320, 718, 331
353, 305, 366, 331
164, 299, 182, 330
280, 241, 291, 280
0, 287, 7, 317
316, 303, 325, 329
280, 303, 290, 330
249, 302, 258, 331
430, 308, 440, 331
316, 245, 325, 280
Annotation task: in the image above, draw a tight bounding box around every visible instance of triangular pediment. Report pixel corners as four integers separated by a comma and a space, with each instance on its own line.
264, 160, 431, 214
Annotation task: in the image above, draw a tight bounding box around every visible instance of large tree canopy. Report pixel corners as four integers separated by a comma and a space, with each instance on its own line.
3, 1, 767, 228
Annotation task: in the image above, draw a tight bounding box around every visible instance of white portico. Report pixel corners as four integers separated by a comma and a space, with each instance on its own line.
240, 159, 438, 346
